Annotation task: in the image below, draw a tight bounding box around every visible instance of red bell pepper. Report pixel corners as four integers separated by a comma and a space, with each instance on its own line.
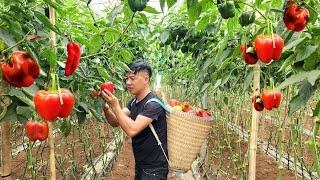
240, 44, 258, 65
284, 3, 309, 32
254, 34, 284, 64
34, 88, 75, 121
261, 90, 282, 110
251, 96, 264, 111
100, 82, 115, 94
169, 99, 181, 107
1, 51, 40, 87
64, 42, 81, 76
25, 120, 49, 142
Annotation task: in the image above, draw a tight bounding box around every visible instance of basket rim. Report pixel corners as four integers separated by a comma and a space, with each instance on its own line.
167, 106, 214, 122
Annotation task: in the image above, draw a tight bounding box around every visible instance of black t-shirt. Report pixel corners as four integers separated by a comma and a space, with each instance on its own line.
127, 92, 168, 168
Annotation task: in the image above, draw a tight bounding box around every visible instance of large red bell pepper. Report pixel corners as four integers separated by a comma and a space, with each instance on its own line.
254, 34, 284, 64
261, 89, 282, 110
34, 88, 75, 121
64, 42, 81, 76
100, 82, 114, 94
284, 3, 309, 32
1, 51, 40, 87
25, 120, 49, 142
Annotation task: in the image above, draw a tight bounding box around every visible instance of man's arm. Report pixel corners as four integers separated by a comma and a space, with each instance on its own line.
101, 89, 154, 137
112, 105, 153, 137
103, 104, 131, 127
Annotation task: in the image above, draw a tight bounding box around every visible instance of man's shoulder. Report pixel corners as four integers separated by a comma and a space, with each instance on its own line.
147, 92, 163, 101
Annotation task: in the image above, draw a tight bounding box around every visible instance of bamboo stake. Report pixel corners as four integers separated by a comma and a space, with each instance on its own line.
48, 4, 57, 180
1, 121, 11, 180
248, 64, 261, 180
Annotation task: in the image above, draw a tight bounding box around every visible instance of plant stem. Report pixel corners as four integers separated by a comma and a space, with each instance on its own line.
236, 1, 268, 21
1, 30, 32, 55
27, 141, 36, 180
306, 117, 320, 177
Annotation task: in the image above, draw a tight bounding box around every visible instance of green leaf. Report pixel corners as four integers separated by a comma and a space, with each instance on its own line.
278, 53, 296, 72
88, 34, 103, 54
223, 96, 229, 105
160, 0, 165, 12
244, 70, 253, 90
108, 5, 124, 25
42, 48, 57, 67
202, 57, 213, 71
195, 15, 209, 32
0, 103, 17, 122
97, 66, 112, 81
216, 45, 232, 66
43, 0, 65, 16
104, 27, 120, 44
60, 120, 72, 137
288, 81, 314, 116
34, 11, 59, 33
187, 0, 202, 24
221, 70, 233, 85
8, 89, 34, 108
295, 45, 318, 62
76, 103, 88, 125
283, 37, 306, 52
200, 83, 211, 93
16, 106, 33, 123
212, 79, 222, 90
277, 70, 320, 89
78, 102, 90, 114
303, 51, 320, 71
119, 48, 133, 62
89, 107, 105, 123
144, 6, 161, 14
271, 0, 282, 8
167, 0, 177, 9
160, 31, 170, 44
219, 57, 232, 71
314, 100, 320, 117
76, 110, 87, 125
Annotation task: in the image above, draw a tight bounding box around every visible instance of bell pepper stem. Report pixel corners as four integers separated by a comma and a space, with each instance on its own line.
269, 77, 276, 99
236, 1, 268, 21
51, 73, 63, 108
50, 73, 57, 91
56, 74, 64, 105
269, 20, 276, 48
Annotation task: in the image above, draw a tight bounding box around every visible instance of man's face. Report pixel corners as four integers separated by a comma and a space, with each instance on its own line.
125, 70, 149, 95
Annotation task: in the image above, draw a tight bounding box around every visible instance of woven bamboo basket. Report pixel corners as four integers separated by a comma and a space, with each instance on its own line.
166, 106, 214, 171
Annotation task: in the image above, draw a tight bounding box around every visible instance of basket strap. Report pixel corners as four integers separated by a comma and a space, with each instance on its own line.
145, 98, 169, 112
149, 124, 169, 164
145, 98, 169, 164
131, 98, 168, 112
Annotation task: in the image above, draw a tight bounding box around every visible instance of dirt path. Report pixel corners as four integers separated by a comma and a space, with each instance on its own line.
106, 136, 301, 180
105, 138, 179, 180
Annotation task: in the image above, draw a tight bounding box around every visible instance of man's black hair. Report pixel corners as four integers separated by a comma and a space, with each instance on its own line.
128, 59, 152, 77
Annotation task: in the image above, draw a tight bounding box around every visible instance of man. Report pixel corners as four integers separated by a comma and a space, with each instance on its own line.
101, 59, 169, 180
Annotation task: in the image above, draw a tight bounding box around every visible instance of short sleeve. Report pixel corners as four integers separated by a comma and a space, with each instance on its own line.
127, 98, 135, 111
140, 101, 164, 121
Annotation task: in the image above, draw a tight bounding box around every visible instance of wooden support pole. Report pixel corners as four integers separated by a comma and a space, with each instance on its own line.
48, 4, 57, 180
1, 121, 11, 180
248, 64, 261, 180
